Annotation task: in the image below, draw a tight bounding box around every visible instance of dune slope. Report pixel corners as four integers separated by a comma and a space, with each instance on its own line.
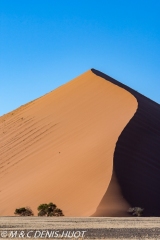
92, 68, 160, 216
0, 70, 137, 216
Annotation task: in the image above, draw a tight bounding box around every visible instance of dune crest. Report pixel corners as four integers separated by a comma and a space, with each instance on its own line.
0, 70, 137, 216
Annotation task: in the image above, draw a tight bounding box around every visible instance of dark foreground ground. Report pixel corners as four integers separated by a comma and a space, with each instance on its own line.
1, 217, 160, 239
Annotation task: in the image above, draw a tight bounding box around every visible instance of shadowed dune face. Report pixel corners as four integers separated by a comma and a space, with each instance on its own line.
0, 70, 137, 216
92, 69, 160, 217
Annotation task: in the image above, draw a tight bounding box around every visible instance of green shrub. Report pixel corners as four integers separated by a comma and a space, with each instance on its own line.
14, 207, 34, 216
37, 202, 64, 217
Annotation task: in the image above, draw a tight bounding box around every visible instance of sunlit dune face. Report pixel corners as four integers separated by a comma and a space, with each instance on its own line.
0, 70, 137, 216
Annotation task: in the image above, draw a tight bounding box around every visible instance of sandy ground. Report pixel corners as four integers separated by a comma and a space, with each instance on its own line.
1, 217, 160, 239
0, 70, 137, 217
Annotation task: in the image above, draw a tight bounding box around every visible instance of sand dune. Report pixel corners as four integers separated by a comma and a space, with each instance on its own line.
0, 70, 137, 216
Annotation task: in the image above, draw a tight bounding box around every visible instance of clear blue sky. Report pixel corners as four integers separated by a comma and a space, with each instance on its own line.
1, 0, 160, 116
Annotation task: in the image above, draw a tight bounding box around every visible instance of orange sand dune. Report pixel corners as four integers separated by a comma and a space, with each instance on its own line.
0, 70, 137, 216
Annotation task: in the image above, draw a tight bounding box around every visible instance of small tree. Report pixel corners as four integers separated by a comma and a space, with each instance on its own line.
14, 207, 34, 216
128, 207, 144, 217
37, 202, 64, 217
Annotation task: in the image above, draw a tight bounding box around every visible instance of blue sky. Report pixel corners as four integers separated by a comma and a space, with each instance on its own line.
1, 0, 160, 116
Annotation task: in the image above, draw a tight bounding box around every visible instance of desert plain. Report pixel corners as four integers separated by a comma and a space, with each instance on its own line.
1, 217, 160, 239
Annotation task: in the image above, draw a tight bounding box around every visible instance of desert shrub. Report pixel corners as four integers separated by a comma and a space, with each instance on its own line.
128, 207, 144, 217
37, 202, 64, 217
14, 207, 34, 216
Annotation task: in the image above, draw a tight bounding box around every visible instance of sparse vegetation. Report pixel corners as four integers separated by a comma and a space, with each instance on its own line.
37, 202, 64, 217
14, 207, 34, 216
128, 207, 144, 217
